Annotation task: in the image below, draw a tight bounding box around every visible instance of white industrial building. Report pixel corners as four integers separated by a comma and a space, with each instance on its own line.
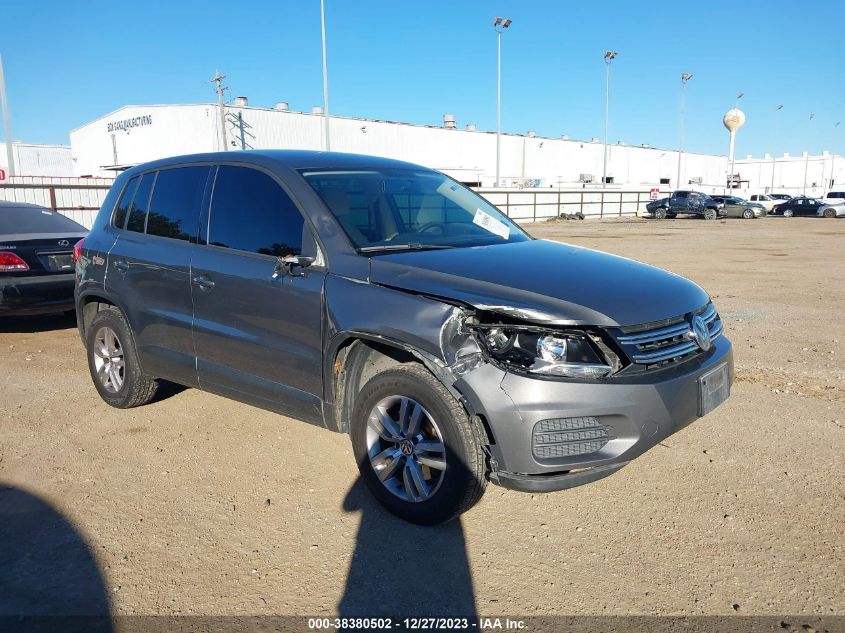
0, 142, 74, 179
70, 102, 731, 191
735, 152, 843, 198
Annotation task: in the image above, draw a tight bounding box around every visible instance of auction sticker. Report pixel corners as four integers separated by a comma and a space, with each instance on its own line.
473, 209, 510, 240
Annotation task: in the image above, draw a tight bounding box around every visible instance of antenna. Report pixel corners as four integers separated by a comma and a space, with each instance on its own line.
211, 69, 228, 151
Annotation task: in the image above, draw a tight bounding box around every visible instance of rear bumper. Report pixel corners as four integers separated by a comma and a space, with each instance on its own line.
455, 336, 734, 493
0, 274, 75, 316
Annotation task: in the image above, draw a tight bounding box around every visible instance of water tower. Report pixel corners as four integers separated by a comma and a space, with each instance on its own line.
723, 108, 746, 191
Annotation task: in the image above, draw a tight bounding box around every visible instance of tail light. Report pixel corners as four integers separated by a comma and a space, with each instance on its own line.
72, 238, 84, 264
0, 251, 30, 272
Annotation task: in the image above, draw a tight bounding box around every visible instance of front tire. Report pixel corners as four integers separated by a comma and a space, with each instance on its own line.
86, 306, 158, 408
823, 208, 836, 218
653, 208, 667, 220
783, 208, 794, 217
742, 208, 754, 219
350, 364, 487, 525
704, 208, 717, 220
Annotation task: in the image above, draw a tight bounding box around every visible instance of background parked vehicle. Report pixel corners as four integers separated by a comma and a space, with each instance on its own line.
822, 190, 845, 205
1, 201, 87, 317
772, 196, 825, 217
769, 193, 792, 202
646, 190, 725, 220
748, 194, 778, 212
816, 203, 845, 218
711, 196, 766, 219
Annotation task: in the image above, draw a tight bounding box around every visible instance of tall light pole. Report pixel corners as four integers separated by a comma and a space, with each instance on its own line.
831, 121, 841, 192
320, 0, 331, 151
602, 50, 618, 188
0, 53, 16, 177
494, 16, 511, 187
677, 72, 693, 188
771, 104, 783, 192
803, 113, 814, 195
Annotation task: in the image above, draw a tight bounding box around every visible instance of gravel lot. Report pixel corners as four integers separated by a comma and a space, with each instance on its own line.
1, 216, 843, 622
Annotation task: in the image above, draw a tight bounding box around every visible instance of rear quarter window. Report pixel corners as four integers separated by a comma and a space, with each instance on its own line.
126, 173, 155, 233
113, 176, 140, 229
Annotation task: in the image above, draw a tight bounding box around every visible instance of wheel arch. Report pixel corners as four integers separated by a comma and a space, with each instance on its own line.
76, 288, 126, 342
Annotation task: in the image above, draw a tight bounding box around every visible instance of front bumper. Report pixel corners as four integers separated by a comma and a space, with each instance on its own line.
0, 274, 75, 316
455, 336, 734, 492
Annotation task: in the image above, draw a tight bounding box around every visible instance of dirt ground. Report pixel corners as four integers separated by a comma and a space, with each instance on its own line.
1, 216, 843, 622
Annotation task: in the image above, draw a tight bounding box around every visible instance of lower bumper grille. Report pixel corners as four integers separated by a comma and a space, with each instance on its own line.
532, 417, 612, 459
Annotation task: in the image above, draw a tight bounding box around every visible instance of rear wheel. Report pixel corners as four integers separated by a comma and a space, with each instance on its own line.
653, 207, 667, 220
742, 208, 754, 219
350, 364, 487, 525
86, 306, 158, 408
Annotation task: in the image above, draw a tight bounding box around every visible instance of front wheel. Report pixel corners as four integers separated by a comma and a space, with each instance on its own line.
783, 208, 794, 217
823, 208, 836, 218
742, 208, 754, 219
350, 364, 487, 525
703, 208, 718, 220
653, 207, 667, 220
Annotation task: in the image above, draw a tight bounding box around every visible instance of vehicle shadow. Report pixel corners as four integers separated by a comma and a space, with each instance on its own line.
0, 484, 112, 632
0, 312, 77, 334
338, 478, 478, 622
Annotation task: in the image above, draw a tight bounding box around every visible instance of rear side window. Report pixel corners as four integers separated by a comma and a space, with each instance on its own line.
126, 173, 155, 233
113, 176, 139, 229
830, 192, 845, 199
207, 166, 304, 257
675, 191, 688, 199
147, 166, 209, 242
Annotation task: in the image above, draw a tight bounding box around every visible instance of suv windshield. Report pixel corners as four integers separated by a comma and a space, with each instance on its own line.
302, 168, 529, 252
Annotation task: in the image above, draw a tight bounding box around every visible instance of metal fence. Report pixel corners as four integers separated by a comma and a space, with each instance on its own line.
0, 176, 114, 228
473, 188, 654, 222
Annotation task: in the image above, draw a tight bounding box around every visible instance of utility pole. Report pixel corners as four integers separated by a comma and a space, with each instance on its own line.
677, 72, 693, 188
494, 17, 512, 188
804, 113, 814, 195
0, 53, 16, 177
320, 0, 331, 151
602, 51, 618, 188
771, 104, 783, 192
211, 70, 228, 151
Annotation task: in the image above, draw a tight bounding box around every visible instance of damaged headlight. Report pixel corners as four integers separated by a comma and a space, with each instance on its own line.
474, 325, 614, 379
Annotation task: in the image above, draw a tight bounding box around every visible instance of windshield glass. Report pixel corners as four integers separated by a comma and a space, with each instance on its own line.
301, 168, 529, 251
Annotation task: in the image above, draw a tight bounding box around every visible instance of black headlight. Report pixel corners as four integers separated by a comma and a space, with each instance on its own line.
472, 325, 613, 378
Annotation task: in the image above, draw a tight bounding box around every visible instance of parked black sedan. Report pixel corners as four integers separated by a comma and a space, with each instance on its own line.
772, 196, 824, 217
0, 201, 87, 316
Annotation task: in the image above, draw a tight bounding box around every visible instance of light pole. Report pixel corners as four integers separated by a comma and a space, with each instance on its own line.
320, 0, 331, 151
803, 113, 814, 195
602, 50, 618, 188
0, 53, 14, 177
831, 121, 841, 192
771, 104, 783, 192
677, 72, 693, 188
494, 17, 511, 187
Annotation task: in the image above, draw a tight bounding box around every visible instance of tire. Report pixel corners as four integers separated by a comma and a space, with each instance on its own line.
783, 209, 793, 218
742, 208, 754, 219
350, 364, 487, 525
85, 305, 158, 408
653, 208, 667, 220
666, 212, 677, 219
823, 208, 836, 218
703, 208, 717, 221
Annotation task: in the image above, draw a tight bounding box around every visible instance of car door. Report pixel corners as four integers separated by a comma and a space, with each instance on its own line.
191, 164, 326, 425
106, 166, 211, 386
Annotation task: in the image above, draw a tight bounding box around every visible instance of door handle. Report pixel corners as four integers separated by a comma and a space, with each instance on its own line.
114, 260, 129, 272
192, 275, 215, 289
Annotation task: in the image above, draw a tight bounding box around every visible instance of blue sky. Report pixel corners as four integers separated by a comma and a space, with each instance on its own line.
1, 0, 843, 157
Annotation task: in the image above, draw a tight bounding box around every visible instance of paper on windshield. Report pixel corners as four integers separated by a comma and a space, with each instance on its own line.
472, 209, 510, 240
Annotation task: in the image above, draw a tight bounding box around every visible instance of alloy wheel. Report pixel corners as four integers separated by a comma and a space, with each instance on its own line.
92, 326, 125, 393
365, 395, 447, 503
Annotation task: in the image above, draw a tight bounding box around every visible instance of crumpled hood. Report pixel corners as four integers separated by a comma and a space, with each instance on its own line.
368, 239, 709, 327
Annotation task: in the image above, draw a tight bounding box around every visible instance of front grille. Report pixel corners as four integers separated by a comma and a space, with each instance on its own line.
532, 417, 612, 459
616, 303, 723, 367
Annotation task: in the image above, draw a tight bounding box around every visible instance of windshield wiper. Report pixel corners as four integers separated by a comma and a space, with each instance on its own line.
357, 243, 455, 254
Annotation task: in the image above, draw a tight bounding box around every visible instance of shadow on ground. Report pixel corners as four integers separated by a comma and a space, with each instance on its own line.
0, 312, 77, 334
338, 478, 477, 620
0, 484, 112, 632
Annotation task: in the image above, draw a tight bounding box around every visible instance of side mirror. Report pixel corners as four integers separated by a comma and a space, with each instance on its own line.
273, 254, 315, 278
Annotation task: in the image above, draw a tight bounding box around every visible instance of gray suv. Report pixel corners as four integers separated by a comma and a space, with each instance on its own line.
75, 151, 733, 525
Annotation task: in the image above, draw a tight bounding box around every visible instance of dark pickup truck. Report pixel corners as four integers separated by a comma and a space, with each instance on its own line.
646, 190, 725, 220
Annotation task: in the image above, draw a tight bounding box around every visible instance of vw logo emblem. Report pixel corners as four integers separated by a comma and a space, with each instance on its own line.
58, 240, 70, 246
399, 440, 414, 456
689, 315, 712, 352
